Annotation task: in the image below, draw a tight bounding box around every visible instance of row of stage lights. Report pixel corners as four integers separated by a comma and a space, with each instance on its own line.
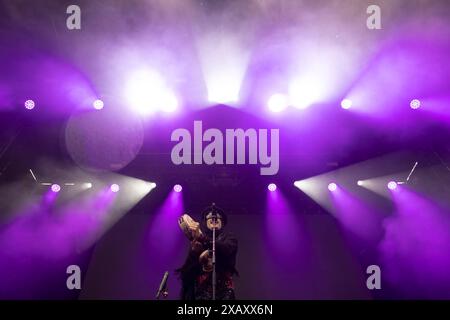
43, 182, 156, 193
24, 99, 105, 111
22, 97, 422, 113
267, 96, 422, 113
292, 180, 399, 192
43, 181, 398, 193
44, 182, 180, 193
41, 182, 92, 193
268, 181, 398, 192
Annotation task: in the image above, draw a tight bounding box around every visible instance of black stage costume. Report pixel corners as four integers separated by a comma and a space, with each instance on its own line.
176, 206, 238, 300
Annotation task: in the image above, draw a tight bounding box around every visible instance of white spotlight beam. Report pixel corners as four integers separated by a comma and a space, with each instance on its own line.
198, 32, 250, 105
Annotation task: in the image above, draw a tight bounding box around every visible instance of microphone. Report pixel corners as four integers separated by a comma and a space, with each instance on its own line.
156, 271, 169, 299
210, 203, 218, 222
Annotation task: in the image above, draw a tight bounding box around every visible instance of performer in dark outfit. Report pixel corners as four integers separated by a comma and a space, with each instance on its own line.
176, 205, 238, 300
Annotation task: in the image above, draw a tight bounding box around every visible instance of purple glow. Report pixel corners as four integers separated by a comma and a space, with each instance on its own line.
24, 99, 35, 110
330, 186, 385, 243
146, 188, 185, 275
173, 184, 182, 192
341, 99, 352, 109
267, 94, 288, 113
42, 188, 58, 206
110, 184, 120, 193
265, 185, 309, 269
93, 99, 104, 110
380, 188, 450, 298
328, 183, 337, 192
0, 187, 118, 297
410, 99, 421, 109
388, 181, 398, 190
268, 183, 277, 192
51, 184, 61, 193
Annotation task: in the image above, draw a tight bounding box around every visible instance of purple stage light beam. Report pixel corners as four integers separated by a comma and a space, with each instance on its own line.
265, 184, 309, 268
380, 187, 450, 298
329, 187, 385, 244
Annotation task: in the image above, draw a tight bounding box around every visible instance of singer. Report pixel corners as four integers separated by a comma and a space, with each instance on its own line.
176, 205, 238, 300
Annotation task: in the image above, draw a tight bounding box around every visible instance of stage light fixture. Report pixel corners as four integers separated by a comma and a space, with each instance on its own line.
110, 184, 120, 193
24, 99, 35, 110
328, 183, 337, 192
93, 99, 104, 110
341, 99, 352, 109
410, 99, 421, 109
388, 181, 398, 190
294, 181, 303, 189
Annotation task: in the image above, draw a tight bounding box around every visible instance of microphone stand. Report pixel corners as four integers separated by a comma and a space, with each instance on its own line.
156, 271, 169, 300
212, 222, 216, 301
209, 203, 219, 301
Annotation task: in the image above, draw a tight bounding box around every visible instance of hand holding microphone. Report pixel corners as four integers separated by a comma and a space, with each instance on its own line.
178, 214, 203, 240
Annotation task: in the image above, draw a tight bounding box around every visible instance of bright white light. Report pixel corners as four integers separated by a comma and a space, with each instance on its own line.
84, 182, 93, 189
124, 70, 178, 115
93, 99, 104, 110
267, 94, 289, 113
294, 181, 304, 189
410, 99, 421, 109
357, 180, 364, 186
159, 92, 179, 113
24, 99, 35, 110
110, 184, 120, 193
199, 32, 249, 105
328, 183, 337, 192
127, 180, 157, 196
206, 74, 241, 104
140, 182, 157, 193
341, 99, 352, 109
289, 77, 323, 109
388, 181, 398, 190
